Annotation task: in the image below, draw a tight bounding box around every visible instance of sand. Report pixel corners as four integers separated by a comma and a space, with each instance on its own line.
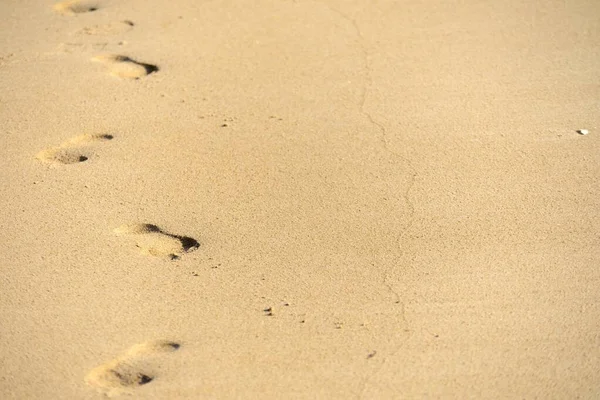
1, 0, 599, 398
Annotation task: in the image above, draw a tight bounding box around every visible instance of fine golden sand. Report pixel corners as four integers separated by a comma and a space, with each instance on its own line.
1, 0, 599, 398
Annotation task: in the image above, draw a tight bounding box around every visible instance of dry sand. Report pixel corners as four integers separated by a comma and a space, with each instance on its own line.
1, 0, 599, 398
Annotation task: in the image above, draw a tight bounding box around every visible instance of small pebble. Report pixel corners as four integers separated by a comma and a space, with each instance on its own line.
578, 129, 589, 135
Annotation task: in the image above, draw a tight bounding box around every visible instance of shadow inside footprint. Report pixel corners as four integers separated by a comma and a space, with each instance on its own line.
140, 61, 159, 75
178, 236, 200, 252
115, 56, 159, 75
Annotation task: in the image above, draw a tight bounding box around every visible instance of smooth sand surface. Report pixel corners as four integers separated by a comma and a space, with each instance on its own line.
1, 0, 599, 398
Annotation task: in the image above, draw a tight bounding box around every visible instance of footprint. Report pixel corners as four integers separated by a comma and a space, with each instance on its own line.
36, 134, 113, 165
78, 20, 135, 36
85, 340, 180, 397
55, 41, 109, 54
53, 0, 98, 15
114, 223, 199, 259
92, 54, 158, 79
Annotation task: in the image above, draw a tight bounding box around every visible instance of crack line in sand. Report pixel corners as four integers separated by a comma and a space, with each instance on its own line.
314, 3, 417, 398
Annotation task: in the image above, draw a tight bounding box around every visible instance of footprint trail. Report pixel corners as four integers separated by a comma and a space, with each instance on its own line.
93, 54, 159, 79
36, 133, 113, 165
85, 340, 180, 397
114, 223, 199, 259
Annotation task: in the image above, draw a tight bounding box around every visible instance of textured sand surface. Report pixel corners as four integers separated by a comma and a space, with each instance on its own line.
1, 0, 599, 398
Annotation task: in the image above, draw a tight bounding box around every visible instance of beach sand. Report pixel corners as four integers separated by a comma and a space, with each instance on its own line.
1, 0, 599, 398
